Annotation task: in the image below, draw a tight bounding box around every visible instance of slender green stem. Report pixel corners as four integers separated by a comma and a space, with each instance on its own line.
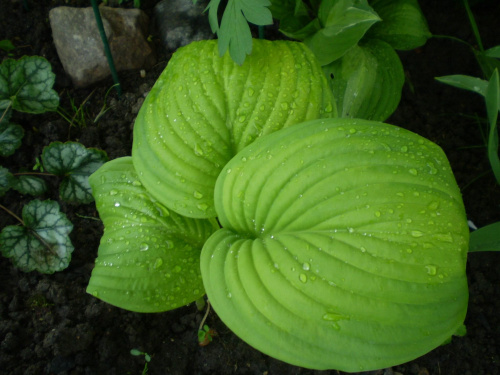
432, 34, 474, 50
463, 0, 484, 52
198, 299, 211, 331
90, 0, 122, 97
258, 25, 265, 39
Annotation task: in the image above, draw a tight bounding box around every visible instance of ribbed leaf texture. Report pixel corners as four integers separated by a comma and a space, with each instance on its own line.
132, 39, 336, 219
201, 118, 469, 371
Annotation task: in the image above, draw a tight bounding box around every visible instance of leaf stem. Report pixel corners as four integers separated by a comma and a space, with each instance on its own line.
198, 299, 211, 332
0, 203, 25, 226
13, 172, 56, 177
0, 103, 12, 123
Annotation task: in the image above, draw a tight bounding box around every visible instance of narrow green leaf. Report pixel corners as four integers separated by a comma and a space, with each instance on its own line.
324, 38, 404, 121
12, 175, 48, 196
0, 56, 59, 114
87, 157, 218, 312
41, 142, 108, 204
435, 75, 488, 96
304, 0, 381, 65
132, 39, 335, 219
368, 0, 431, 50
485, 45, 500, 59
0, 199, 74, 273
0, 166, 14, 196
201, 118, 469, 371
469, 222, 500, 252
0, 117, 24, 157
485, 69, 500, 184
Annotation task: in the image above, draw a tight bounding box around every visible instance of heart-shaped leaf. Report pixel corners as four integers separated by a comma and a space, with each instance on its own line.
132, 39, 335, 219
0, 199, 74, 273
12, 175, 48, 196
41, 142, 108, 204
0, 56, 59, 114
324, 38, 405, 121
87, 157, 218, 312
368, 0, 431, 51
0, 111, 24, 157
201, 118, 469, 371
0, 166, 14, 196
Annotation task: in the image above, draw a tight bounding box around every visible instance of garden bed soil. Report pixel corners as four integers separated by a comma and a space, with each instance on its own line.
1, 0, 499, 374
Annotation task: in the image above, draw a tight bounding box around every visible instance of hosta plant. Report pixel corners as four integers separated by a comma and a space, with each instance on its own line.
200, 0, 431, 121
87, 39, 469, 371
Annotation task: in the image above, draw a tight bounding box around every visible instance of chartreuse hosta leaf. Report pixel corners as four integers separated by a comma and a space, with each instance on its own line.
87, 157, 218, 313
201, 118, 469, 371
0, 56, 59, 113
132, 39, 335, 219
42, 142, 108, 204
368, 0, 431, 51
324, 38, 404, 121
0, 199, 74, 273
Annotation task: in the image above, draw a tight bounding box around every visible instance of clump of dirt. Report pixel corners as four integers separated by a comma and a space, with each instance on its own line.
1, 1, 499, 374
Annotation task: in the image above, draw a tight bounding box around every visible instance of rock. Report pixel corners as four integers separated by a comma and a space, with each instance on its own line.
49, 5, 156, 88
154, 0, 214, 52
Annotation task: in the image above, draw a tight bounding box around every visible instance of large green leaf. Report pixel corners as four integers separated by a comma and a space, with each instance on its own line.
201, 118, 469, 371
324, 38, 404, 121
132, 39, 335, 219
0, 199, 74, 273
368, 0, 431, 51
0, 56, 59, 113
303, 0, 381, 65
87, 157, 218, 313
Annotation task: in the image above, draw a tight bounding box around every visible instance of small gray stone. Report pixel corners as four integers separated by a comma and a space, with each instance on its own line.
49, 5, 156, 88
155, 0, 214, 52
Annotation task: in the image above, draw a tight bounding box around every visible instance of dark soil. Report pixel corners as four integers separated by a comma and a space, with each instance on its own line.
1, 0, 499, 374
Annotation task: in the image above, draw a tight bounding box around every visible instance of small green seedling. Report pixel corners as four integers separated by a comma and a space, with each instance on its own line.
130, 349, 151, 375
198, 325, 217, 347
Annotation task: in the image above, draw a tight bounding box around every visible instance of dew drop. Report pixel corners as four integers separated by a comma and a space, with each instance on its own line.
140, 243, 149, 251
110, 189, 118, 196
425, 264, 437, 276
194, 143, 204, 156
132, 180, 142, 187
409, 168, 418, 176
299, 273, 307, 283
197, 203, 209, 212
302, 262, 310, 271
411, 230, 424, 237
193, 191, 203, 199
153, 258, 163, 269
